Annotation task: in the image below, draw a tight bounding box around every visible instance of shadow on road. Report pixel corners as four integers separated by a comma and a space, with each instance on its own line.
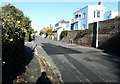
41, 43, 81, 55
103, 51, 120, 60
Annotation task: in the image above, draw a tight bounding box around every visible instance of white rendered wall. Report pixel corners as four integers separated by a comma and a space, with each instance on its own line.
88, 5, 105, 24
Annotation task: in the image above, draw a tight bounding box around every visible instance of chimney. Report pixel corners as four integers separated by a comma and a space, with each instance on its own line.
98, 1, 103, 5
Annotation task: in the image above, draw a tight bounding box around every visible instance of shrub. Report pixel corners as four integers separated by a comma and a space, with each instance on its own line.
60, 30, 68, 39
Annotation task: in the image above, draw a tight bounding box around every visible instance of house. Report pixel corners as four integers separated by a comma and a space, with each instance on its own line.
104, 11, 118, 20
71, 2, 106, 30
53, 20, 67, 40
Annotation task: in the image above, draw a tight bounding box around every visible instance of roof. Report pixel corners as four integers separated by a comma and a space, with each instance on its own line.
55, 20, 67, 27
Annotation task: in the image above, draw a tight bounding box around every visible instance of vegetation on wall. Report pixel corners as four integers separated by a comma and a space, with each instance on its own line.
75, 29, 89, 39
60, 30, 68, 39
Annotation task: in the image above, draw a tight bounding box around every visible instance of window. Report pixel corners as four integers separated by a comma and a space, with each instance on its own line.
79, 15, 81, 18
75, 14, 78, 18
75, 23, 78, 30
79, 15, 81, 20
97, 11, 100, 18
94, 11, 96, 18
82, 24, 85, 28
83, 13, 85, 19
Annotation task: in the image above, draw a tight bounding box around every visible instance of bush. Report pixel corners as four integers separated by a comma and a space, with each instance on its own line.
60, 30, 68, 39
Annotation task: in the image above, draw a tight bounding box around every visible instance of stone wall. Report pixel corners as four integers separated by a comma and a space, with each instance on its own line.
89, 18, 120, 52
74, 34, 93, 46
62, 31, 78, 43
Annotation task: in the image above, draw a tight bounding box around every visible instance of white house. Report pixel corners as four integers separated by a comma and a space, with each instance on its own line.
53, 20, 67, 40
104, 11, 118, 20
71, 2, 106, 30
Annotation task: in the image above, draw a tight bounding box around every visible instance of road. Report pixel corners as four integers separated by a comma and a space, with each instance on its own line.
34, 36, 120, 83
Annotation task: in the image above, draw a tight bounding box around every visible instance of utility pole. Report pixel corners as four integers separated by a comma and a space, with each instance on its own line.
92, 21, 99, 48
96, 21, 99, 48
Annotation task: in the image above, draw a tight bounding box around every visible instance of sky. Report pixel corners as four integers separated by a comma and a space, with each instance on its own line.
1, 1, 119, 31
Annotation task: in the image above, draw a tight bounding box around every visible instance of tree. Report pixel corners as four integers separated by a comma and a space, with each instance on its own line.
1, 4, 33, 83
46, 29, 52, 36
1, 4, 33, 42
1, 4, 25, 43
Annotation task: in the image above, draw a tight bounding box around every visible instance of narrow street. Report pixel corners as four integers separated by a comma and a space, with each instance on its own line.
32, 36, 120, 83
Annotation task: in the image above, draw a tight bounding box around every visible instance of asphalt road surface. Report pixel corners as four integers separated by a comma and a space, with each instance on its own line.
34, 36, 120, 83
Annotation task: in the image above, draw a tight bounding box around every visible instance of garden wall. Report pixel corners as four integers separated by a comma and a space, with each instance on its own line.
89, 18, 120, 52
